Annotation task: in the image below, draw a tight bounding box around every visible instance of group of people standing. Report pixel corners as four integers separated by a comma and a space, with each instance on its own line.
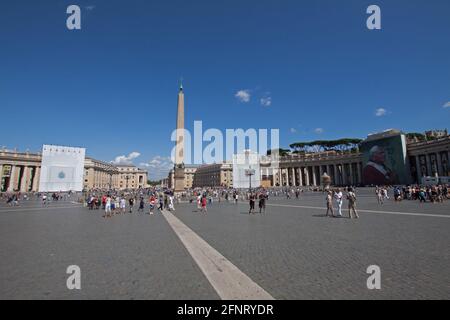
376, 185, 448, 204
325, 187, 359, 219
248, 192, 268, 214
84, 190, 177, 218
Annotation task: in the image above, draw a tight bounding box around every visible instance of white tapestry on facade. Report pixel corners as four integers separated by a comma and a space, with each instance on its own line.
232, 150, 261, 189
38, 145, 86, 192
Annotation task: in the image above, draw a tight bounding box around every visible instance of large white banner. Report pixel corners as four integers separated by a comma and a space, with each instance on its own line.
39, 145, 86, 192
232, 151, 261, 189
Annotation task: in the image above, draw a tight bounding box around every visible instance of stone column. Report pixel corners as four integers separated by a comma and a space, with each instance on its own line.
436, 152, 443, 177
298, 167, 303, 186
33, 167, 41, 191
333, 164, 338, 185
291, 167, 296, 186
349, 163, 354, 186
20, 166, 30, 192
357, 162, 362, 184
426, 154, 432, 177
319, 165, 324, 179
342, 164, 347, 186
312, 166, 317, 186
415, 155, 422, 183
8, 165, 18, 191
305, 167, 310, 186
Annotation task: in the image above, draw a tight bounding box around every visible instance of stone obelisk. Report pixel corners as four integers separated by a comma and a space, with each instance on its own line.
173, 82, 185, 194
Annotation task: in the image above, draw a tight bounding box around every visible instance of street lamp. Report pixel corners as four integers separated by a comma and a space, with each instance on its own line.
245, 167, 255, 193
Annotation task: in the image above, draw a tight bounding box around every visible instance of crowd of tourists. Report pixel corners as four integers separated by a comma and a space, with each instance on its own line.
83, 188, 178, 218
2, 184, 447, 221
387, 185, 448, 203
0, 191, 74, 206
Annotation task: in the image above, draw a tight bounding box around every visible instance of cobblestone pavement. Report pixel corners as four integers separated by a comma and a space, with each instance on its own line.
0, 201, 219, 300
0, 191, 449, 299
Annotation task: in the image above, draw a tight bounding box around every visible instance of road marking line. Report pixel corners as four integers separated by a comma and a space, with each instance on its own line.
162, 210, 274, 300
264, 203, 450, 219
0, 206, 82, 213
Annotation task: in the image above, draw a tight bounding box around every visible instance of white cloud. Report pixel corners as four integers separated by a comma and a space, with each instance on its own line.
375, 108, 387, 117
235, 90, 251, 103
443, 101, 450, 109
260, 96, 272, 107
111, 152, 141, 165
139, 156, 174, 180
290, 128, 297, 133
314, 128, 324, 134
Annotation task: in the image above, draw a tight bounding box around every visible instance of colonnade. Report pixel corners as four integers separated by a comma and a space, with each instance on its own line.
278, 162, 363, 187
0, 164, 40, 192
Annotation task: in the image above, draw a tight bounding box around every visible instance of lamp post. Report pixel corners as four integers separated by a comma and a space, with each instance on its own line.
245, 167, 255, 193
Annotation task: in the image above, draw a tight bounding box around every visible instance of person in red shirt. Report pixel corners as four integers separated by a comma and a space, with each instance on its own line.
201, 196, 207, 213
101, 195, 107, 210
149, 195, 156, 215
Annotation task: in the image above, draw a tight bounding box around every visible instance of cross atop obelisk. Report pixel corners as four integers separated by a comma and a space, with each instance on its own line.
173, 81, 185, 193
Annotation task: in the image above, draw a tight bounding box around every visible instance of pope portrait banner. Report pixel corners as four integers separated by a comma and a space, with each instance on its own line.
361, 133, 410, 186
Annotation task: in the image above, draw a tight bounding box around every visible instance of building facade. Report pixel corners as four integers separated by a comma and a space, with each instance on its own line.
116, 165, 148, 190
193, 163, 233, 188
0, 150, 41, 192
83, 157, 119, 190
0, 149, 148, 192
407, 136, 450, 183
278, 135, 450, 187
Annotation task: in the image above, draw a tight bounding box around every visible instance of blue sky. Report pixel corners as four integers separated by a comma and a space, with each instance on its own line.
1, 0, 449, 179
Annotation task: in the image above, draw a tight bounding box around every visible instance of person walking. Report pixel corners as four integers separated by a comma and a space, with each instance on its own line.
169, 195, 175, 211
258, 193, 266, 214
346, 187, 359, 219
249, 193, 256, 214
325, 191, 335, 217
103, 196, 112, 218
334, 188, 343, 217
120, 197, 126, 214
164, 195, 169, 210
138, 197, 145, 213
376, 187, 383, 204
128, 197, 134, 213
201, 195, 207, 213
149, 195, 156, 215
196, 194, 202, 211
101, 195, 107, 210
